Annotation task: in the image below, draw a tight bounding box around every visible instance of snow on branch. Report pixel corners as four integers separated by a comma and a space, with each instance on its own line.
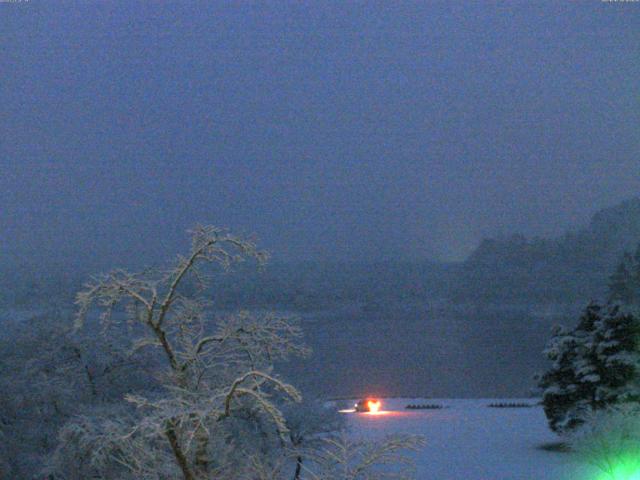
301, 433, 426, 480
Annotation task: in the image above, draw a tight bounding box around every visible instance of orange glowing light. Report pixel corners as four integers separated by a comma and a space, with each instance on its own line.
367, 400, 381, 413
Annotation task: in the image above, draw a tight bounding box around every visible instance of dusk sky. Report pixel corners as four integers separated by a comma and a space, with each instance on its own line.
2, 1, 639, 269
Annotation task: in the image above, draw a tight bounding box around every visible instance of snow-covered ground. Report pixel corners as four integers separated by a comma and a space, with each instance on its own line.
344, 398, 597, 480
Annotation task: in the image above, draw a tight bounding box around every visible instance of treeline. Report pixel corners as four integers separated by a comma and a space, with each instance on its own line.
0, 259, 459, 312
207, 260, 458, 310
452, 197, 640, 303
3, 197, 640, 311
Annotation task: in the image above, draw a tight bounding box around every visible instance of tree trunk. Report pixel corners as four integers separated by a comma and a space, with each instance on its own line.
293, 455, 303, 480
165, 421, 195, 480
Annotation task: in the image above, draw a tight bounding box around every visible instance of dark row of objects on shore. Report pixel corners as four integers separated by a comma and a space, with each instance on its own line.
487, 402, 535, 408
405, 404, 445, 410
404, 402, 536, 410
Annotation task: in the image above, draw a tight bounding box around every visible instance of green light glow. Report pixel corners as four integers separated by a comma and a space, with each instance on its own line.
593, 454, 640, 480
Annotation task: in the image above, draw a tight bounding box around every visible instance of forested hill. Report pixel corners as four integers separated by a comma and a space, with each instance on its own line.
4, 197, 640, 310
452, 197, 640, 304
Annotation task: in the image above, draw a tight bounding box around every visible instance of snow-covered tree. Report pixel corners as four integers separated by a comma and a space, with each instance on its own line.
0, 310, 132, 478
304, 433, 426, 480
538, 303, 640, 434
538, 306, 596, 433
47, 225, 424, 480
590, 305, 640, 406
282, 399, 346, 480
47, 226, 309, 479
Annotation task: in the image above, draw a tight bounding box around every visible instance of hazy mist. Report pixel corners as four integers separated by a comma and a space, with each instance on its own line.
2, 1, 639, 270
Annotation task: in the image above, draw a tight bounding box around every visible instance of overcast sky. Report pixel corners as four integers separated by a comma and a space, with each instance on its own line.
1, 1, 639, 269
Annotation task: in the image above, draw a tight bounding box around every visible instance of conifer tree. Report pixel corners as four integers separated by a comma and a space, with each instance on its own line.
539, 305, 598, 433
538, 304, 640, 434
590, 305, 640, 406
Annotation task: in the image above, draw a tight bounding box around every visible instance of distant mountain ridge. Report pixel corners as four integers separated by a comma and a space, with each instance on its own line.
453, 196, 640, 303
3, 197, 640, 310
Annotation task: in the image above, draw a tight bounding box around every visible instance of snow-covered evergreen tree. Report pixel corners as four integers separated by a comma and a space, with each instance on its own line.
538, 305, 598, 433
590, 305, 640, 406
538, 303, 640, 434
